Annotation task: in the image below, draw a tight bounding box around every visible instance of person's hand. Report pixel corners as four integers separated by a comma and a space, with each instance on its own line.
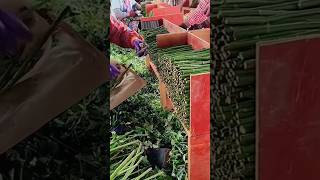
110, 64, 120, 79
128, 10, 137, 17
180, 22, 188, 29
132, 4, 142, 11
0, 9, 32, 56
133, 39, 148, 57
201, 19, 210, 28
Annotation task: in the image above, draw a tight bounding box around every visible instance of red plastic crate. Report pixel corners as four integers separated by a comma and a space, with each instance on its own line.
189, 73, 210, 180
145, 4, 158, 15
143, 19, 210, 179
140, 13, 184, 26
145, 2, 173, 15
157, 30, 210, 50
190, 73, 210, 136
151, 6, 180, 16
188, 133, 210, 180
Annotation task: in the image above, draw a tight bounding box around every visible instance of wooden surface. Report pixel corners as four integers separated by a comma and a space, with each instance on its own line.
257, 35, 320, 180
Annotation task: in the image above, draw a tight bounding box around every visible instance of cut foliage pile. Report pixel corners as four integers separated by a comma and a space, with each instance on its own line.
110, 131, 165, 180
110, 45, 188, 180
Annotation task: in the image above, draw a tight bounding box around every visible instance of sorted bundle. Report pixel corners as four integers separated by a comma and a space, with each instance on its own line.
155, 45, 210, 128
140, 20, 161, 30
212, 0, 320, 179
110, 131, 165, 180
141, 26, 168, 60
141, 27, 209, 129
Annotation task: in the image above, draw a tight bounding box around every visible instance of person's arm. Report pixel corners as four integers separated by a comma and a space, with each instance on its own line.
109, 16, 142, 48
112, 8, 132, 20
182, 0, 209, 28
131, 0, 141, 10
109, 16, 147, 57
111, 0, 137, 20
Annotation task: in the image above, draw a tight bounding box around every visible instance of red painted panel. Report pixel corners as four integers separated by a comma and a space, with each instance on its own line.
146, 4, 157, 15
189, 134, 210, 180
188, 32, 210, 50
140, 13, 183, 25
258, 37, 320, 180
190, 73, 210, 136
152, 6, 180, 16
163, 19, 186, 33
157, 3, 171, 8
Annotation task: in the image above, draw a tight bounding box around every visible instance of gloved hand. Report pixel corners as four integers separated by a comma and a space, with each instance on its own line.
0, 9, 32, 56
110, 64, 120, 79
180, 23, 188, 30
128, 10, 137, 17
132, 4, 142, 11
133, 39, 147, 57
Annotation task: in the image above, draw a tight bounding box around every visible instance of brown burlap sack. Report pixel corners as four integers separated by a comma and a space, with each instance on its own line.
110, 59, 146, 110
0, 5, 108, 153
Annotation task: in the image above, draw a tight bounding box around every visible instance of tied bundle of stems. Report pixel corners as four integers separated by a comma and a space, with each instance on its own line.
141, 27, 209, 130
212, 0, 320, 179
0, 7, 71, 94
141, 20, 161, 30
156, 45, 210, 129
141, 26, 168, 59
110, 131, 165, 180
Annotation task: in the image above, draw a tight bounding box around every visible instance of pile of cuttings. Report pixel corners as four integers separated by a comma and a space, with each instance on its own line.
110, 131, 166, 180
212, 0, 320, 179
0, 54, 41, 93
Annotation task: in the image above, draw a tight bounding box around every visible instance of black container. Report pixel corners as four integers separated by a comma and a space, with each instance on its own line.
146, 148, 171, 169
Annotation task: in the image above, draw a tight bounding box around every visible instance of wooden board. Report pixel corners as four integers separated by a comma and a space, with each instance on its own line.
257, 35, 320, 180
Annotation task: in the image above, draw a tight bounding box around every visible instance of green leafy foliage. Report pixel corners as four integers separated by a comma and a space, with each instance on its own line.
110, 45, 188, 179
110, 131, 166, 180
0, 1, 109, 179
32, 0, 108, 50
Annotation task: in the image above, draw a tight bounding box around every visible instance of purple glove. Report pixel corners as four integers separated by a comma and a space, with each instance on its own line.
0, 9, 32, 56
110, 64, 120, 79
128, 10, 137, 17
133, 39, 147, 57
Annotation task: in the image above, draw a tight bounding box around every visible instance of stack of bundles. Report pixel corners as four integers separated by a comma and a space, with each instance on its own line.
156, 46, 210, 128
212, 0, 320, 179
141, 26, 168, 61
140, 20, 161, 30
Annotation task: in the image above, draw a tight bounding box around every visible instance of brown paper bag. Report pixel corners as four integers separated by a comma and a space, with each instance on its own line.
110, 59, 146, 110
0, 12, 108, 153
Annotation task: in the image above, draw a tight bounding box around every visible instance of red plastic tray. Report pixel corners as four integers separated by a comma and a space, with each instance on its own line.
140, 13, 184, 26
190, 73, 210, 136
188, 73, 210, 180
157, 30, 210, 50
144, 18, 210, 179
145, 4, 158, 15
151, 6, 180, 16
188, 133, 210, 180
257, 35, 320, 180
